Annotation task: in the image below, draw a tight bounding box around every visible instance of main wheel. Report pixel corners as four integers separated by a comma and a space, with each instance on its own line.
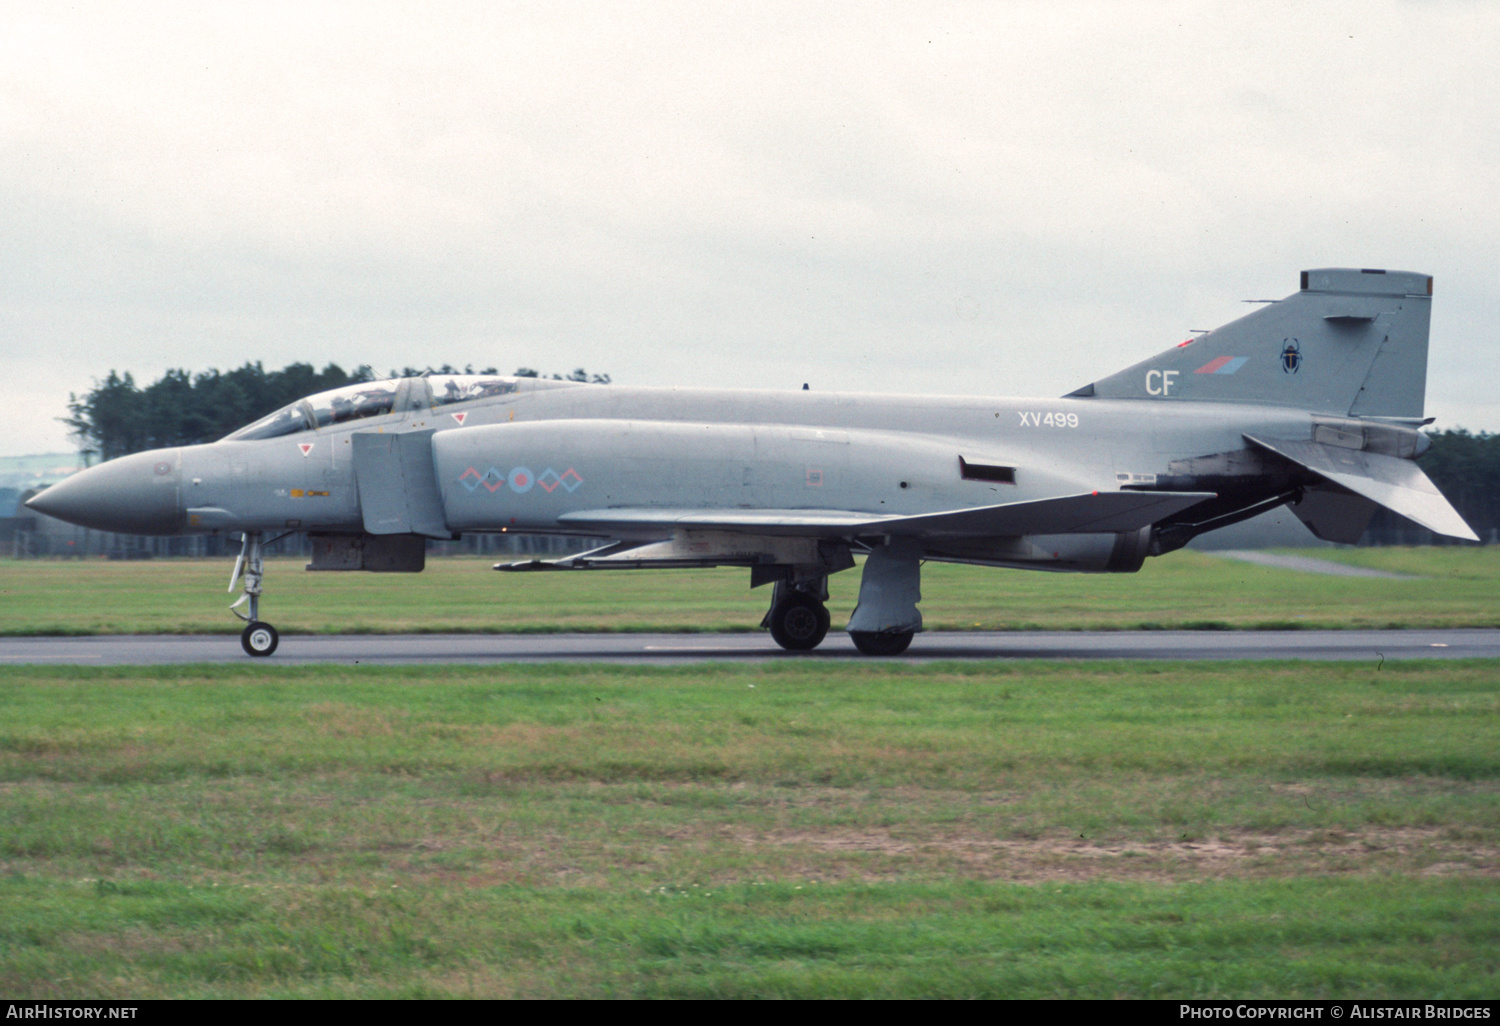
241, 621, 279, 657
768, 592, 831, 651
849, 630, 914, 656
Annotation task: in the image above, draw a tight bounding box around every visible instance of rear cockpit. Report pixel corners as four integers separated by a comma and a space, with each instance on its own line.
221, 374, 577, 441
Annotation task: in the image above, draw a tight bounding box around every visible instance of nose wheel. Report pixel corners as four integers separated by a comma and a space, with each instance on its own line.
241, 621, 280, 657
229, 531, 282, 657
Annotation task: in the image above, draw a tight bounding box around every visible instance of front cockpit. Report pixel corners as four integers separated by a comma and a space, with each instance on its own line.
220, 374, 566, 441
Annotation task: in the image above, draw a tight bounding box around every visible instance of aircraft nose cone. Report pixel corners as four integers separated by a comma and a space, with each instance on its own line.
25, 450, 184, 535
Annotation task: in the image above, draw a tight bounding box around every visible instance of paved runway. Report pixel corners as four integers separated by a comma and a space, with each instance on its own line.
1208, 550, 1418, 579
2, 629, 1497, 665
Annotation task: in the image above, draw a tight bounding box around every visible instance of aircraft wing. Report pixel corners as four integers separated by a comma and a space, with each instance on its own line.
1244, 434, 1478, 541
556, 490, 1216, 539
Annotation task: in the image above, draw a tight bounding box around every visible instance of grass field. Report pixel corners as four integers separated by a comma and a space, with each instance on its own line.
1, 659, 1497, 997
2, 545, 1498, 635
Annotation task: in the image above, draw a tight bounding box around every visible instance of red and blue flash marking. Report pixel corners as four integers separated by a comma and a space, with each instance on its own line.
1194, 356, 1249, 375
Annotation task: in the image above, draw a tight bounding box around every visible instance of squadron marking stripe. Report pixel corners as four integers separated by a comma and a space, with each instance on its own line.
458, 465, 582, 494
1195, 356, 1248, 375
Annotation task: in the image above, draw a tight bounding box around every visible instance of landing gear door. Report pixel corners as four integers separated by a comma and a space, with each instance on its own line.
352, 429, 455, 539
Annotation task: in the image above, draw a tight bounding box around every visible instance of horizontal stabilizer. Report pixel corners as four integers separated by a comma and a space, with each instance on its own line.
1245, 435, 1478, 541
556, 491, 1215, 539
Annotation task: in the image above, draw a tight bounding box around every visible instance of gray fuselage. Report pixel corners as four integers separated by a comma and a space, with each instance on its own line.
49, 378, 1317, 574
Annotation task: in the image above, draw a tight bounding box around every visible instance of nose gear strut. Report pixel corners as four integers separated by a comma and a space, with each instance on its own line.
229, 531, 281, 657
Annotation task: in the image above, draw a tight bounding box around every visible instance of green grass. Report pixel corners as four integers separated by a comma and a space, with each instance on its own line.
4, 876, 1493, 998
3, 545, 1498, 635
1, 660, 1497, 997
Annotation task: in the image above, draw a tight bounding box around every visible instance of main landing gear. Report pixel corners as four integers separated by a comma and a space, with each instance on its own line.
763, 579, 832, 652
844, 537, 922, 657
229, 531, 279, 657
760, 539, 925, 657
848, 630, 914, 656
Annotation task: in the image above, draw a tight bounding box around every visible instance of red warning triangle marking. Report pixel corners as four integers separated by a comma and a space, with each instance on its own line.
298, 443, 314, 457
452, 411, 467, 425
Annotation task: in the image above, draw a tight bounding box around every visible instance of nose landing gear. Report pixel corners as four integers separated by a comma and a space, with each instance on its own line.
241, 621, 279, 657
230, 531, 280, 657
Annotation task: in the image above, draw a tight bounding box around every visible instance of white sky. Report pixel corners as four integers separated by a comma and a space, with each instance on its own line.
2, 0, 1496, 455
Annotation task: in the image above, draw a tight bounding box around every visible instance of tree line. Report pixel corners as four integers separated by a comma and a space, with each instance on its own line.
63, 362, 609, 462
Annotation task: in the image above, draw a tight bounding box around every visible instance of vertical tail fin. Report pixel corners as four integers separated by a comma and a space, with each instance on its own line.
1073, 268, 1434, 421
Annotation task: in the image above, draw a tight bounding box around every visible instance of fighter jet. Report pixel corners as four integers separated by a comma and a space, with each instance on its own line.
28, 267, 1478, 656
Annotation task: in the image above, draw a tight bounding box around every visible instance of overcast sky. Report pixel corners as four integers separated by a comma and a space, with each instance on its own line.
2, 0, 1496, 456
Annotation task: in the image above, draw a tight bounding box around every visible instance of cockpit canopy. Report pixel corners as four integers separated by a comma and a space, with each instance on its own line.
222, 375, 538, 441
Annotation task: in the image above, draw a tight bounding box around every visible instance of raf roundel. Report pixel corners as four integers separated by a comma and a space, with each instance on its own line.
508, 467, 535, 494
